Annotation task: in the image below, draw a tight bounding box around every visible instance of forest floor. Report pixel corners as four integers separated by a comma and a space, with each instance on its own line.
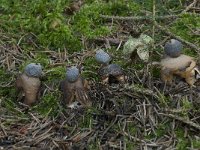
0, 0, 200, 149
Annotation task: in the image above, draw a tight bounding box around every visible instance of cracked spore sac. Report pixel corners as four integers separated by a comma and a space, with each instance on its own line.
24, 63, 42, 77
98, 64, 123, 77
66, 66, 80, 82
164, 39, 183, 58
95, 49, 111, 64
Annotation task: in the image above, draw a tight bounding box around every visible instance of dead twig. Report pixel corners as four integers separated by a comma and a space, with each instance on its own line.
154, 22, 200, 52
100, 14, 180, 21
101, 14, 200, 52
100, 115, 118, 141
182, 0, 198, 13
159, 113, 200, 131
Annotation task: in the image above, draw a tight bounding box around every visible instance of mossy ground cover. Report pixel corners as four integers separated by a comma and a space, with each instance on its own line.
0, 0, 200, 149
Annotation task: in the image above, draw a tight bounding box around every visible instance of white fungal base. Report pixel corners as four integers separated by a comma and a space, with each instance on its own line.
67, 101, 81, 109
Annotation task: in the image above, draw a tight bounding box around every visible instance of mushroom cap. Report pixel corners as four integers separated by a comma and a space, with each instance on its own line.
24, 63, 42, 77
98, 64, 123, 77
164, 39, 183, 58
95, 49, 111, 64
66, 66, 79, 82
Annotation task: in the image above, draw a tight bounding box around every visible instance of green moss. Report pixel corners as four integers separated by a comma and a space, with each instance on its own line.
0, 0, 80, 52
183, 48, 197, 58
175, 128, 190, 150
45, 66, 66, 81
171, 14, 200, 46
31, 91, 61, 117
72, 1, 140, 39
2, 98, 17, 112
0, 0, 141, 52
135, 0, 184, 15
175, 128, 200, 149
192, 139, 200, 149
0, 69, 15, 98
0, 1, 199, 148
72, 2, 111, 38
0, 0, 143, 60
82, 56, 99, 80
133, 63, 145, 70
181, 98, 192, 111
126, 122, 136, 134
88, 140, 100, 150
18, 54, 50, 72
79, 109, 93, 128
159, 95, 169, 107
125, 137, 136, 150
1, 98, 29, 119
98, 0, 140, 16
179, 97, 192, 117
152, 67, 160, 78
156, 123, 170, 137
145, 123, 170, 140
176, 138, 189, 150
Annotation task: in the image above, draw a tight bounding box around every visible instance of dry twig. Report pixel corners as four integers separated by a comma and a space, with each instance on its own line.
159, 113, 200, 130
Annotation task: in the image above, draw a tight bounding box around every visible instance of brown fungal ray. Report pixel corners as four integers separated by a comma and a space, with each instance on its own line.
60, 77, 91, 108
16, 73, 41, 106
160, 54, 197, 86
